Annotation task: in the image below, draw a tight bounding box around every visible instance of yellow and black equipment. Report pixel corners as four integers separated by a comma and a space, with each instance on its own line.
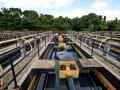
59, 61, 79, 79
59, 61, 79, 90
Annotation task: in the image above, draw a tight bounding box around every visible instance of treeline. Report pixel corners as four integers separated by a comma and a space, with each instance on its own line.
0, 7, 120, 31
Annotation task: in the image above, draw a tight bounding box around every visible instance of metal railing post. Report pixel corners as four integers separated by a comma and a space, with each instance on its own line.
42, 35, 43, 42
47, 33, 48, 41
33, 35, 37, 47
16, 41, 17, 47
103, 40, 110, 56
19, 39, 26, 57
89, 36, 92, 47
10, 56, 19, 89
80, 35, 82, 48
69, 33, 70, 39
45, 35, 46, 47
48, 33, 50, 41
40, 35, 42, 43
38, 45, 40, 57
91, 39, 94, 56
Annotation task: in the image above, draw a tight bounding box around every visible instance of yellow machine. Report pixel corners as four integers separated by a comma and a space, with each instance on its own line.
58, 35, 64, 43
58, 35, 67, 49
59, 61, 79, 78
58, 43, 66, 48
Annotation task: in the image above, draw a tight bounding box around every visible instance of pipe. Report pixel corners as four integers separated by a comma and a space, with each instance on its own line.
95, 71, 116, 90
66, 65, 75, 90
67, 76, 75, 90
72, 45, 86, 59
27, 75, 38, 90
35, 73, 47, 90
0, 65, 3, 86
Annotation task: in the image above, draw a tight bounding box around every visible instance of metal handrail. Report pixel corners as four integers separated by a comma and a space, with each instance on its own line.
70, 34, 120, 68
0, 32, 52, 89
73, 34, 120, 61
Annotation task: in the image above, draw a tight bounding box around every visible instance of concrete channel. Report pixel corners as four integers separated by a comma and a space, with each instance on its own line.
0, 32, 120, 90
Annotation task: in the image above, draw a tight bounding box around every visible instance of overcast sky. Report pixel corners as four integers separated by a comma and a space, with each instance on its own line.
0, 0, 120, 20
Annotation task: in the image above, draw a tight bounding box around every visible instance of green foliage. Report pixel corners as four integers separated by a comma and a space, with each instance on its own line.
0, 7, 119, 31
107, 20, 118, 31
88, 24, 94, 31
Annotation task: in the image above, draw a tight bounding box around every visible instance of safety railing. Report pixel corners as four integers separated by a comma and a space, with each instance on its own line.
0, 32, 52, 90
0, 31, 43, 41
69, 32, 120, 67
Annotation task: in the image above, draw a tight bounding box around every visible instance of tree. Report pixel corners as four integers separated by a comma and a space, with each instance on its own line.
103, 16, 106, 22
117, 20, 120, 31
107, 20, 118, 31
0, 7, 119, 31
22, 10, 39, 30
88, 24, 94, 31
0, 7, 23, 30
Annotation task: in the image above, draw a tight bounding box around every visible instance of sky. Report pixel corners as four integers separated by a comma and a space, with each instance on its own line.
0, 0, 120, 20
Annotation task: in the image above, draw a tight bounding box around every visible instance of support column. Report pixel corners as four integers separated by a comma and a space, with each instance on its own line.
91, 39, 94, 56
80, 35, 82, 47
85, 37, 88, 45
19, 39, 26, 57
45, 35, 46, 47
70, 34, 72, 40
89, 36, 92, 47
46, 33, 48, 42
103, 40, 110, 56
76, 34, 78, 41
39, 34, 42, 43
48, 33, 50, 41
82, 36, 85, 43
33, 35, 37, 47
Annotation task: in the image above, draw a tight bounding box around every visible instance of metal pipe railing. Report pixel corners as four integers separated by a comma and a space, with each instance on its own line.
67, 76, 75, 90
70, 33, 120, 61
0, 32, 52, 89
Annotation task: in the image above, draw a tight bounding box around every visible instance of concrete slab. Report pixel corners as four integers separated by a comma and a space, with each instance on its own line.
31, 59, 55, 71
79, 59, 103, 68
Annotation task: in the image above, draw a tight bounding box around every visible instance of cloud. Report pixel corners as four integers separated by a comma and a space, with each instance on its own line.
54, 8, 120, 20
2, 0, 73, 11
91, 0, 111, 10
63, 8, 89, 18
101, 10, 120, 20
0, 0, 4, 8
0, 0, 119, 20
